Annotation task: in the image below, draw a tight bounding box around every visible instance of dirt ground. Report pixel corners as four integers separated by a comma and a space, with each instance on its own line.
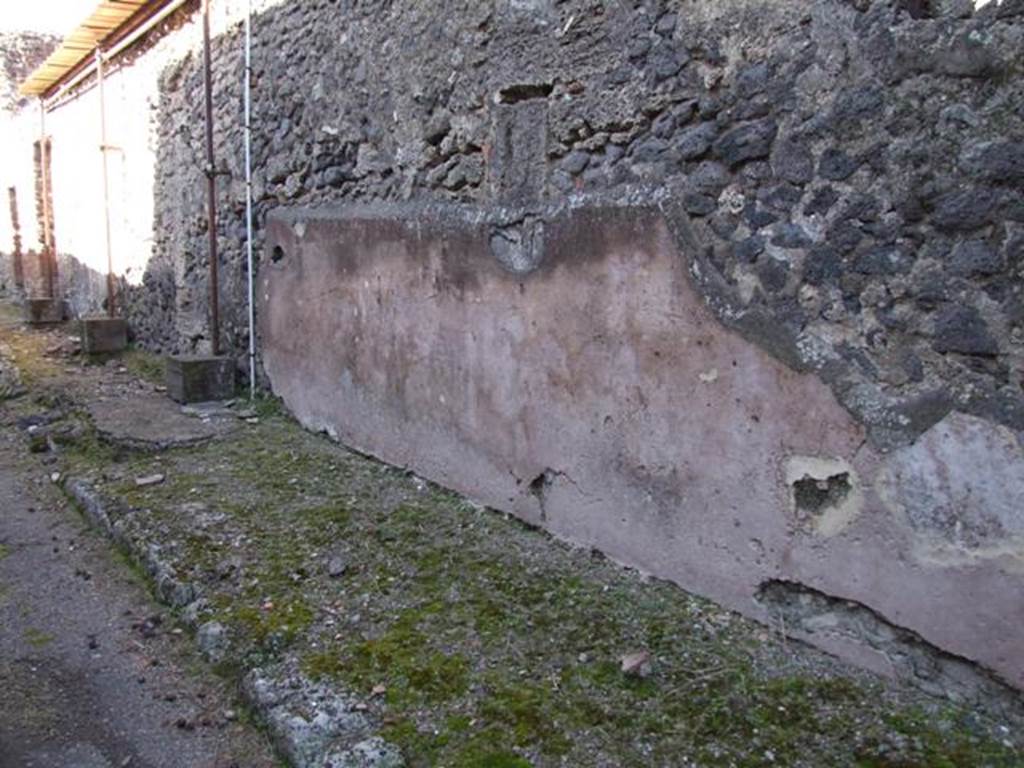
1, 301, 1021, 768
0, 310, 279, 767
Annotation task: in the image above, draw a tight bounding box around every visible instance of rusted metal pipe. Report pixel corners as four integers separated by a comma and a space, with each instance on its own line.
38, 101, 56, 299
244, 0, 255, 396
96, 49, 117, 317
202, 0, 220, 356
7, 186, 25, 292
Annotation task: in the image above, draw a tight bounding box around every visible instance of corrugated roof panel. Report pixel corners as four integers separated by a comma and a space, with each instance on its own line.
19, 0, 167, 97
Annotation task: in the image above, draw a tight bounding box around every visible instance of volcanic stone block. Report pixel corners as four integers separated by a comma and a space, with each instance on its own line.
489, 100, 548, 202
80, 317, 128, 354
23, 298, 65, 325
165, 355, 234, 403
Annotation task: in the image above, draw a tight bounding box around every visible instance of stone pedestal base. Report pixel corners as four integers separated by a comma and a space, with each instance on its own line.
165, 355, 234, 403
81, 317, 128, 354
23, 298, 64, 325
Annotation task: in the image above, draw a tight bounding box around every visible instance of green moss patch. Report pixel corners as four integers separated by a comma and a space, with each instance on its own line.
48, 389, 1023, 768
121, 347, 166, 385
24, 627, 54, 649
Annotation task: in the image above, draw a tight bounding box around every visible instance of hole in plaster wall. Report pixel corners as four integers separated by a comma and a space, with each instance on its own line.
495, 82, 554, 104
793, 472, 851, 516
528, 468, 555, 521
529, 469, 554, 496
784, 457, 863, 537
271, 245, 285, 263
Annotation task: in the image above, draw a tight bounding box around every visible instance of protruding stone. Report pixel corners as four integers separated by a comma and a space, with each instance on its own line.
713, 119, 778, 168
818, 148, 859, 181
197, 621, 230, 663
931, 187, 998, 232
772, 139, 814, 185
932, 306, 998, 356
327, 555, 348, 578
948, 239, 1003, 277
676, 123, 718, 160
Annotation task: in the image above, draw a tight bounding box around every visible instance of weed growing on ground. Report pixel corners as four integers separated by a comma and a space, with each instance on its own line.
121, 346, 166, 385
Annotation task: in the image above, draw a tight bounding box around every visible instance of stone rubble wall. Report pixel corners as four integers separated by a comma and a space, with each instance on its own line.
0, 31, 57, 114
136, 0, 1023, 453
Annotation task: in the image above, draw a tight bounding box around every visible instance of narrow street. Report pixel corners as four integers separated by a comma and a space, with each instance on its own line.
3, 0, 1024, 764
0, 417, 277, 766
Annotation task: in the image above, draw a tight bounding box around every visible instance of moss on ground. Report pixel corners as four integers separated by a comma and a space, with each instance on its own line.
0, 326, 62, 388
248, 392, 288, 420
25, 338, 1021, 767
23, 627, 54, 649
120, 346, 166, 385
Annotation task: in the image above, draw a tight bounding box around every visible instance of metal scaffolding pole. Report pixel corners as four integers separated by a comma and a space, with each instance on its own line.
96, 49, 116, 316
38, 101, 55, 299
244, 0, 255, 396
202, 0, 220, 356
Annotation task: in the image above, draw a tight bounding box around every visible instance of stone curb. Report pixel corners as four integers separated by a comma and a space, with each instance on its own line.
94, 431, 219, 454
62, 476, 406, 768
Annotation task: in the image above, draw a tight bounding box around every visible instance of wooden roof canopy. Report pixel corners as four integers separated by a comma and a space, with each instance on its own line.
19, 0, 179, 98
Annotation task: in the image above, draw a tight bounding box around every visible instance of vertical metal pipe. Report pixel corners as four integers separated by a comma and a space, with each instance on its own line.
38, 100, 54, 299
96, 49, 116, 317
8, 187, 25, 292
202, 0, 220, 356
244, 0, 255, 397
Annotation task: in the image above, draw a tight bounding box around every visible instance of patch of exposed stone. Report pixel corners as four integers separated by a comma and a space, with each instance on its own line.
87, 393, 243, 452
244, 664, 404, 768
756, 579, 1024, 722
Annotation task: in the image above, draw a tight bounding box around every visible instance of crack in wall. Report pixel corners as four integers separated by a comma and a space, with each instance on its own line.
524, 466, 590, 522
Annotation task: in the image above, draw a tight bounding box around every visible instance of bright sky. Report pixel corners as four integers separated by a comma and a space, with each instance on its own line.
1, 0, 99, 35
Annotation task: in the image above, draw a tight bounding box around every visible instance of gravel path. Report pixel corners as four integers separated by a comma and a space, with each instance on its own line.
0, 418, 278, 767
